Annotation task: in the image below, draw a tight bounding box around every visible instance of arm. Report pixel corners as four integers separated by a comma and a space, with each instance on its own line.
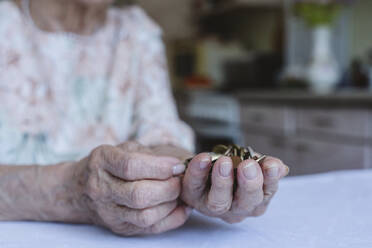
0, 162, 90, 223
0, 142, 190, 236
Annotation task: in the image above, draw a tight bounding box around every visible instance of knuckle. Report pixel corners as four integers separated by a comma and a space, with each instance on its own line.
213, 179, 233, 192
245, 177, 263, 192
136, 209, 156, 227
130, 185, 150, 209
91, 145, 111, 158
85, 177, 112, 203
207, 200, 231, 215
122, 154, 139, 180
90, 145, 113, 167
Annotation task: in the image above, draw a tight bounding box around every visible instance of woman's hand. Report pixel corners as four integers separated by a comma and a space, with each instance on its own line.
76, 142, 192, 236
181, 153, 289, 223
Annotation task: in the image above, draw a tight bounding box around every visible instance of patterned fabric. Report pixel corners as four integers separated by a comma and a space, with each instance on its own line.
0, 1, 194, 165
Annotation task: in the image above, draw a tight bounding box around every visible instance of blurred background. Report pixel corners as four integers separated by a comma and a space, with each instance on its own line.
120, 0, 371, 176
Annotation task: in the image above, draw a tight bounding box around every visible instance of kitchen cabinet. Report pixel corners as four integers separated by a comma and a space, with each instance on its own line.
239, 92, 372, 176
241, 105, 287, 134
287, 137, 365, 175
296, 108, 370, 139
178, 90, 372, 176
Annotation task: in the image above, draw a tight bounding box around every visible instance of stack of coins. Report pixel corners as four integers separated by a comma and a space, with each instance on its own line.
184, 144, 266, 190
185, 144, 266, 168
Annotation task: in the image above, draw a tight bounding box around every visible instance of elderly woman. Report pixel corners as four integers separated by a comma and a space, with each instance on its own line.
0, 0, 288, 236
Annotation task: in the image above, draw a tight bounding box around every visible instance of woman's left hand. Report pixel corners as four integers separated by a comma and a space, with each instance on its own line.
181, 153, 289, 223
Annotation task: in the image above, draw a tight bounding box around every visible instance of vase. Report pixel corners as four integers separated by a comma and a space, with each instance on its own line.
307, 26, 341, 94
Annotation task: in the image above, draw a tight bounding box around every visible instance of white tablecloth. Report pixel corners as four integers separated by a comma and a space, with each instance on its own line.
1, 170, 371, 248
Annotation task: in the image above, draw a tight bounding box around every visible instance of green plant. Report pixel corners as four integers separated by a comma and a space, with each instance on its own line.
295, 2, 341, 27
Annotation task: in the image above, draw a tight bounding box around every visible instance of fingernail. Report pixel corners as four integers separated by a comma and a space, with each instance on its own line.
173, 164, 186, 175
243, 162, 258, 180
265, 165, 279, 178
284, 165, 290, 176
199, 158, 210, 170
185, 207, 193, 217
219, 161, 232, 177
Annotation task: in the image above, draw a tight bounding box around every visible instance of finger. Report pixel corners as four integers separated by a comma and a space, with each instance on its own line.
182, 153, 212, 203
261, 157, 282, 203
222, 215, 245, 224
101, 201, 177, 227
147, 205, 192, 234
252, 150, 289, 178
248, 157, 287, 217
110, 176, 181, 209
110, 222, 144, 237
116, 141, 143, 152
206, 156, 234, 215
231, 159, 264, 214
281, 163, 290, 178
124, 201, 178, 228
116, 141, 154, 154
97, 145, 185, 180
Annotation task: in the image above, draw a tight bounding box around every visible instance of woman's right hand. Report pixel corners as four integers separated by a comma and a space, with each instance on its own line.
75, 142, 191, 236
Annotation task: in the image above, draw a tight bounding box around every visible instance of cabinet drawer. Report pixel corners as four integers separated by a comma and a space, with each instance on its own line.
245, 132, 365, 176
291, 138, 365, 175
244, 133, 296, 170
296, 108, 369, 138
241, 105, 286, 132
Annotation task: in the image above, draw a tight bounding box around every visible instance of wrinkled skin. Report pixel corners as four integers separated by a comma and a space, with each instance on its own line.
0, 141, 288, 236
181, 153, 289, 223
76, 142, 191, 236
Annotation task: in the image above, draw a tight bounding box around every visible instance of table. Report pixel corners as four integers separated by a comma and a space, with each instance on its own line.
1, 170, 371, 248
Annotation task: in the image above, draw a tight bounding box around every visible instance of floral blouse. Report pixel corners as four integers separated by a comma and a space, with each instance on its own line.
0, 1, 194, 165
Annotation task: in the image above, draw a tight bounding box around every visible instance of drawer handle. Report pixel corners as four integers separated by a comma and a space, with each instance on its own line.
312, 117, 333, 128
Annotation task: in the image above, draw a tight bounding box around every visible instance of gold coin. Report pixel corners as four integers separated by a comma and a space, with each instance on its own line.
231, 156, 242, 168
212, 145, 228, 154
